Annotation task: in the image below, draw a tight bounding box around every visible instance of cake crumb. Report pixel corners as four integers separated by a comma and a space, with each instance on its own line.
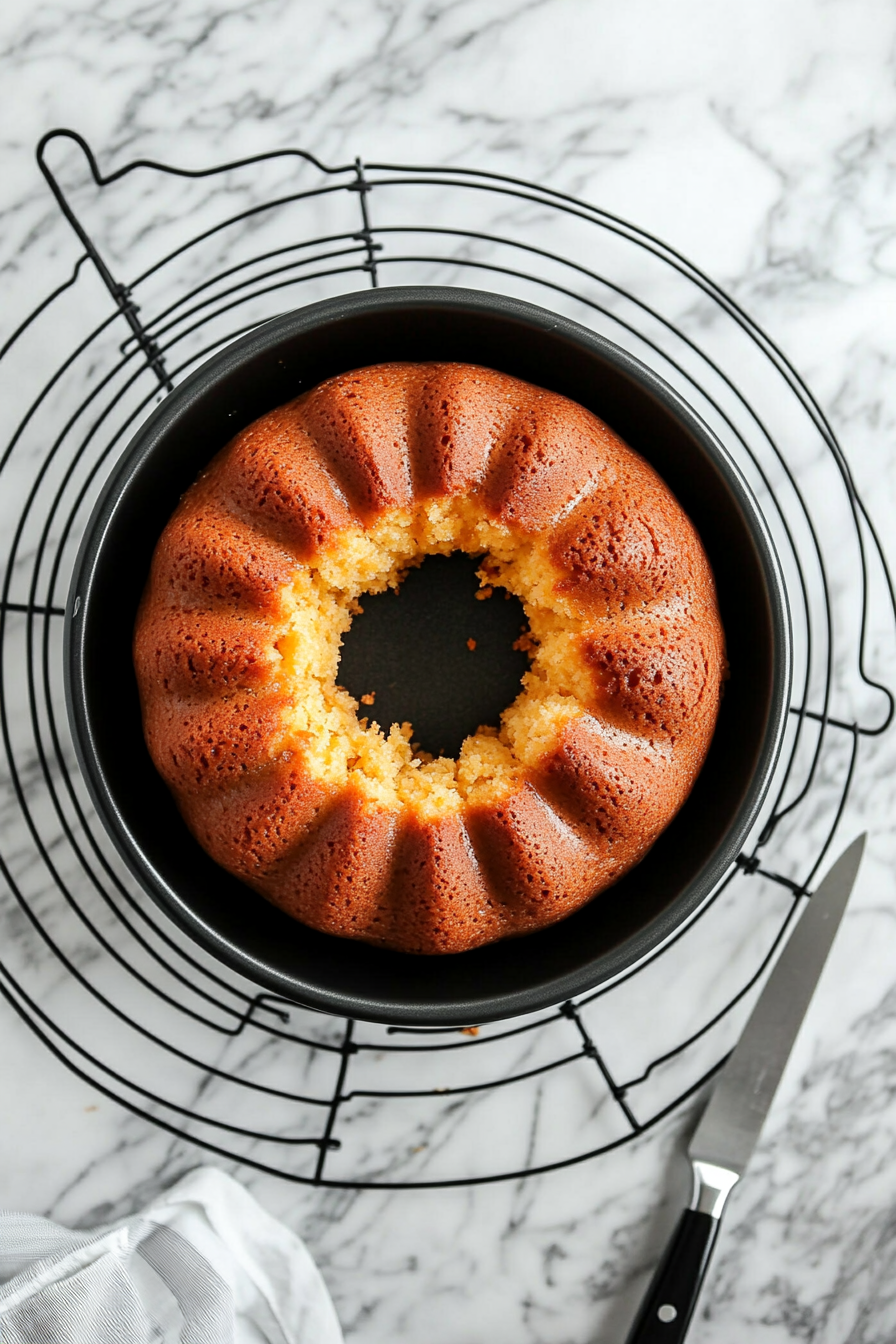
513, 629, 536, 653
460, 1026, 480, 1037
361, 692, 376, 705
475, 586, 493, 600
467, 637, 477, 651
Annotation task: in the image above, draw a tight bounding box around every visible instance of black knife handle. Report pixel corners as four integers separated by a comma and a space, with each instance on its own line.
624, 1208, 720, 1343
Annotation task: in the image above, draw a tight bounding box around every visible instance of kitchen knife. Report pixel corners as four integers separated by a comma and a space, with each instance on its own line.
625, 832, 866, 1344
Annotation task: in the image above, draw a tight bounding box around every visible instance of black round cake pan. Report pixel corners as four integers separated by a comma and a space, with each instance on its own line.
66, 286, 792, 1027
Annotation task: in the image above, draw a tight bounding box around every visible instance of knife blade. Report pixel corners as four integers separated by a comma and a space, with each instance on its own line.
625, 833, 866, 1344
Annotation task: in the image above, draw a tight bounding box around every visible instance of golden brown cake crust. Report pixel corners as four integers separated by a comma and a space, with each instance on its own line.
134, 362, 726, 954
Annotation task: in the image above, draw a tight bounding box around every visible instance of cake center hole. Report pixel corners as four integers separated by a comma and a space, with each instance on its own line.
337, 552, 531, 759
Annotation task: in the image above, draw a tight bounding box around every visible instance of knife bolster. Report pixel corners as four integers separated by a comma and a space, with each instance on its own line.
690, 1160, 739, 1218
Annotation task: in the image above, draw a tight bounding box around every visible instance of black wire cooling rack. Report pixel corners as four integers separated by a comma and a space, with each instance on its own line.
1, 130, 894, 1190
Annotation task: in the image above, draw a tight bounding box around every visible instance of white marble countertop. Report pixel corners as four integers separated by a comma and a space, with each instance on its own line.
2, 2, 896, 1341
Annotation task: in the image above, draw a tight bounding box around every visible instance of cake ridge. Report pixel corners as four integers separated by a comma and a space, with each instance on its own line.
295, 366, 415, 517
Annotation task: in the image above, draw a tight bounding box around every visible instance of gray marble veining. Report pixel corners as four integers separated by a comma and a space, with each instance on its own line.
2, 2, 896, 1341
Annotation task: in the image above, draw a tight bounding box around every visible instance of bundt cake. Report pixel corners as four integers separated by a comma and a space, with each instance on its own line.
134, 361, 726, 954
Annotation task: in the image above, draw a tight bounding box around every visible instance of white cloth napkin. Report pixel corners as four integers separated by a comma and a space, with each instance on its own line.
0, 1166, 344, 1344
